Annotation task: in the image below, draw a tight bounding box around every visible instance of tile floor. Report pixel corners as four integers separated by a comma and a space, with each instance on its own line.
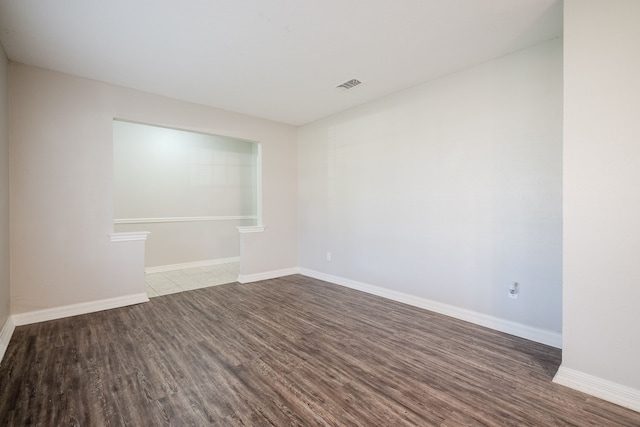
145, 262, 240, 298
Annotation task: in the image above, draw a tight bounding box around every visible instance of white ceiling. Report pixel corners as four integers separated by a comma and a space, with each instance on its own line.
0, 0, 562, 126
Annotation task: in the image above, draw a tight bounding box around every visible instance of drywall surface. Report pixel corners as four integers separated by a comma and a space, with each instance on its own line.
562, 0, 640, 391
298, 39, 562, 333
115, 220, 250, 268
9, 64, 297, 314
113, 121, 257, 267
0, 46, 9, 327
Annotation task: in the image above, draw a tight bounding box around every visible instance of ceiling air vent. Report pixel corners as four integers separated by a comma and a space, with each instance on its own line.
336, 79, 362, 90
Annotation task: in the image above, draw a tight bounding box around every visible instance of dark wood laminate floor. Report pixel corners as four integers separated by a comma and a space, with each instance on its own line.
1, 275, 639, 426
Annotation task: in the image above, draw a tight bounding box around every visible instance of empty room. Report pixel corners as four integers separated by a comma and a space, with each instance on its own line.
1, 0, 639, 425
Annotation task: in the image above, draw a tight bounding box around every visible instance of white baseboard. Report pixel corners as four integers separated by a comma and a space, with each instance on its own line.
145, 257, 240, 274
0, 316, 16, 365
299, 268, 562, 349
11, 293, 150, 326
237, 267, 300, 284
554, 366, 640, 412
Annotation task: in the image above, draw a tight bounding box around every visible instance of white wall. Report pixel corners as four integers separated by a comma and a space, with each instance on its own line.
559, 0, 640, 399
113, 121, 256, 267
0, 46, 9, 329
9, 63, 297, 315
298, 39, 562, 334
115, 220, 251, 268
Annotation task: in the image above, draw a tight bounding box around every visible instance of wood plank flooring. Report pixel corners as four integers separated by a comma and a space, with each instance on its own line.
1, 274, 639, 426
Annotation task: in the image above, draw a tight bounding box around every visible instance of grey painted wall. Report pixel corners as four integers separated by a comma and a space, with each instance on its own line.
298, 39, 563, 334
9, 63, 297, 314
0, 45, 9, 334
561, 0, 640, 392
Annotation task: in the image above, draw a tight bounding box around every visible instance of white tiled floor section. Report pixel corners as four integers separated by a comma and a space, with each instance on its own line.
145, 262, 240, 298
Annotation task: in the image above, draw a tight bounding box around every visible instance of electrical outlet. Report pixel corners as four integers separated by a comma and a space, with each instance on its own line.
508, 282, 519, 299
326, 252, 332, 261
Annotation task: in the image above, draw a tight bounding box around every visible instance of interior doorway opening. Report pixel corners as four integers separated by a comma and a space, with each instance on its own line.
112, 120, 261, 295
